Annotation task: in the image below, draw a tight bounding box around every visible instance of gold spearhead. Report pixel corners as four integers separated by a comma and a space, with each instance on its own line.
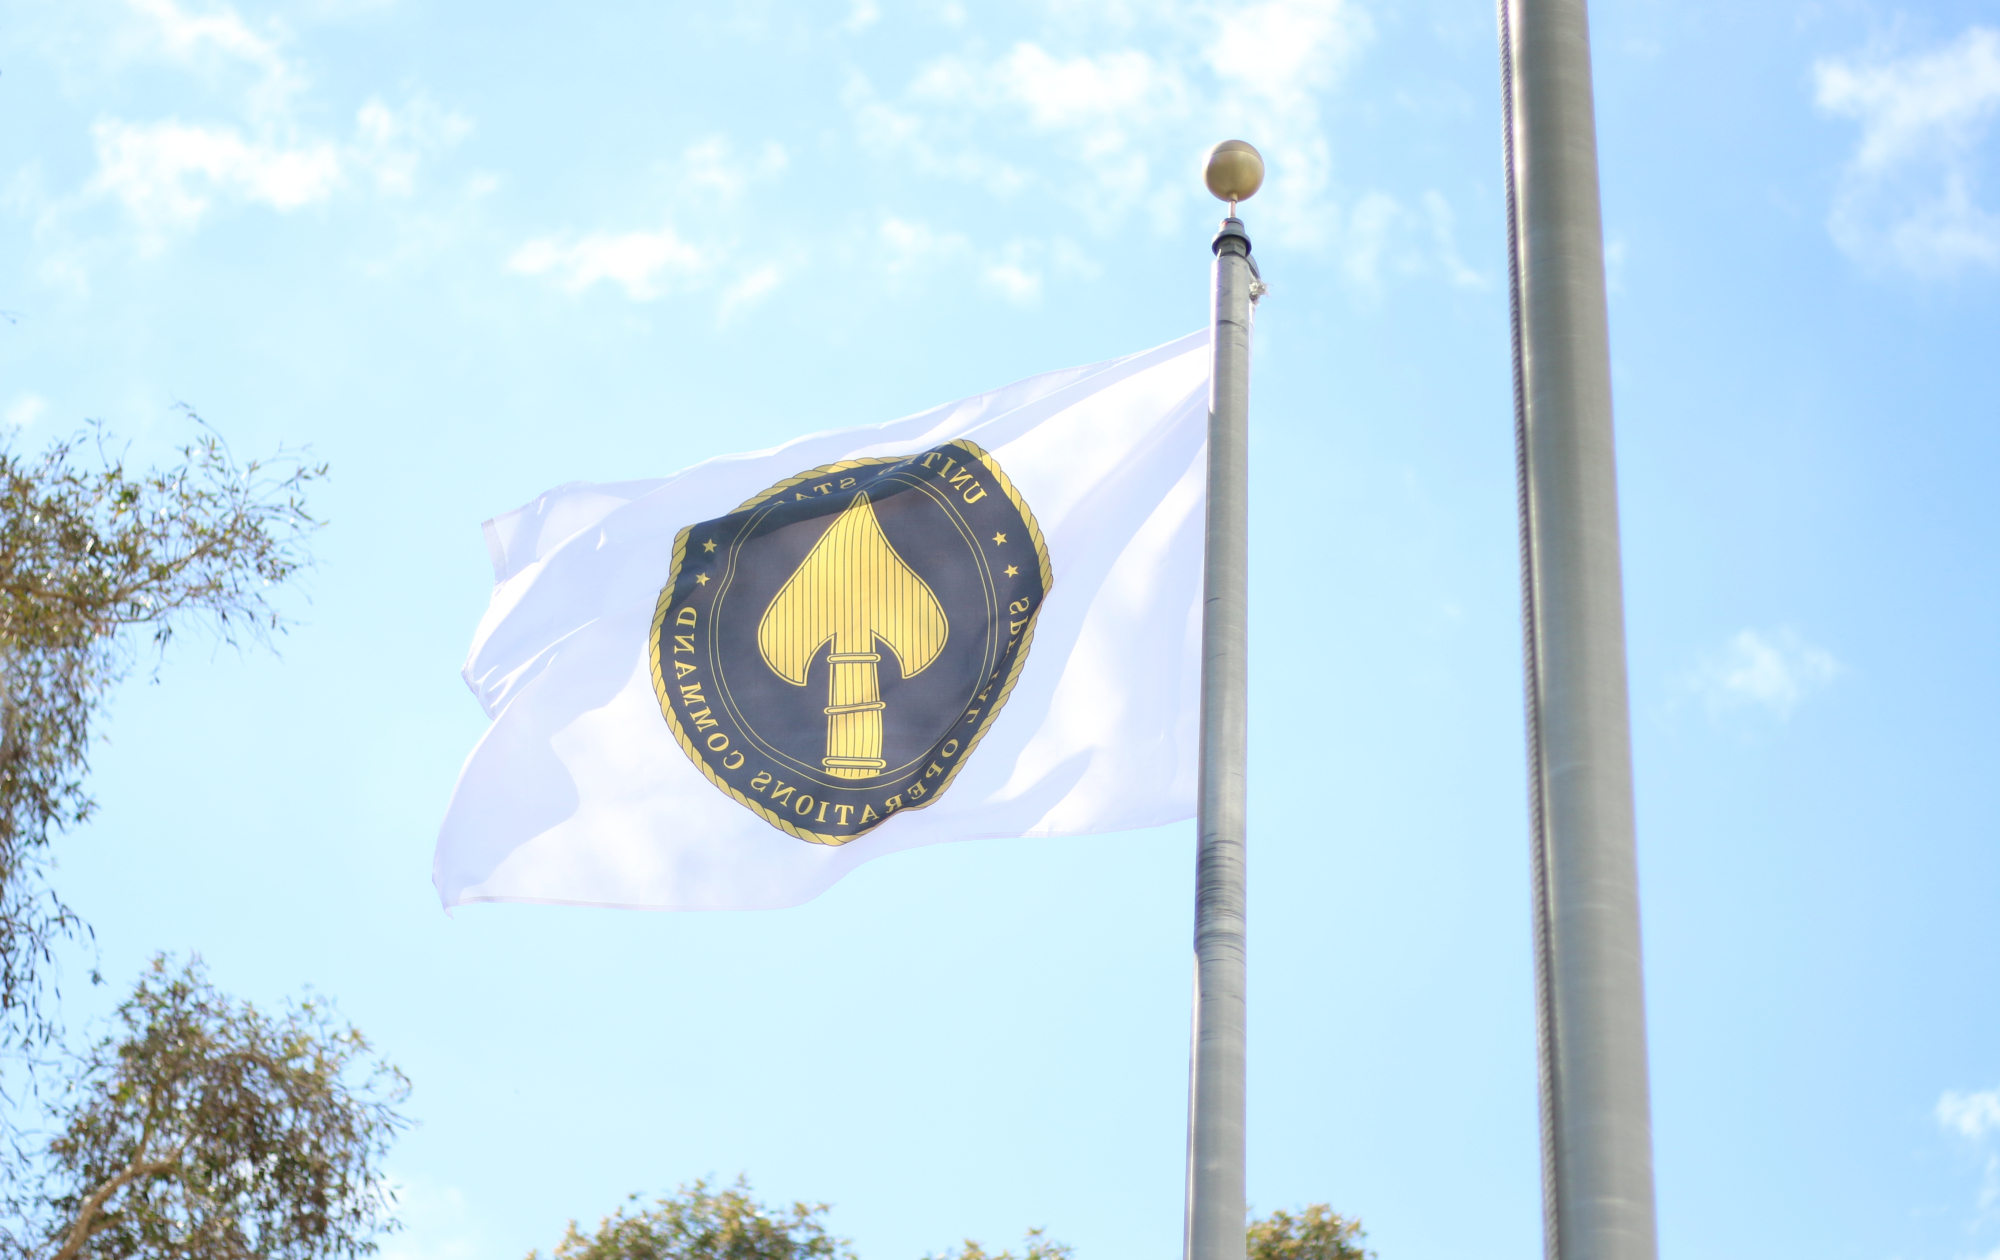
757, 492, 948, 778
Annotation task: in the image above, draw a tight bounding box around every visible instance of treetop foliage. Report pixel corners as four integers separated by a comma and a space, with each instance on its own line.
532, 1182, 1371, 1260
531, 1178, 853, 1260
0, 420, 323, 1053
12, 955, 407, 1260
1245, 1204, 1372, 1260
923, 1228, 1072, 1260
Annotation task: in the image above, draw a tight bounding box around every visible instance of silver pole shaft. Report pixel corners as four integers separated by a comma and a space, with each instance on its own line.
1499, 2, 1659, 1260
1186, 218, 1254, 1260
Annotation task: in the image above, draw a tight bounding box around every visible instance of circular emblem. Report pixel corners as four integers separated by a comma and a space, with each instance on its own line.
648, 440, 1050, 844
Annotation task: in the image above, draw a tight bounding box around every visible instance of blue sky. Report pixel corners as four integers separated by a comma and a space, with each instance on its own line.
3, 0, 2000, 1258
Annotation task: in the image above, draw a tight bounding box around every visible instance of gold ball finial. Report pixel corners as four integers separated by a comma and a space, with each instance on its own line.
1203, 139, 1264, 210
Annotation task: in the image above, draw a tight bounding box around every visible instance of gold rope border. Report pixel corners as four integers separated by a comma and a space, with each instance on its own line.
647, 439, 1053, 846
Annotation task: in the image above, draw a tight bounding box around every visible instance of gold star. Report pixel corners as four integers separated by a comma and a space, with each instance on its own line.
991, 532, 1007, 545
1004, 565, 1019, 577
702, 539, 717, 553
695, 573, 709, 585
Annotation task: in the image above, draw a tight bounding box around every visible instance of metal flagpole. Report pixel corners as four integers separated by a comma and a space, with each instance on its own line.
1497, 3, 1660, 1260
1186, 139, 1263, 1260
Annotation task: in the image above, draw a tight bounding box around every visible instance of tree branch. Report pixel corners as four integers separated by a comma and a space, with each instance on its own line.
51, 1152, 179, 1260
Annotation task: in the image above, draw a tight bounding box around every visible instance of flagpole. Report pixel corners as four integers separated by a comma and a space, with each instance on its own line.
1186, 140, 1262, 1260
1498, 2, 1660, 1259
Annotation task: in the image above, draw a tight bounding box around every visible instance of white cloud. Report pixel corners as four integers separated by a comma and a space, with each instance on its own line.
1206, 0, 1368, 109
991, 44, 1185, 132
684, 138, 788, 204
508, 139, 786, 305
89, 119, 342, 229
1942, 1089, 2000, 1141
1934, 1089, 2000, 1255
85, 97, 467, 245
1049, 234, 1103, 281
1328, 189, 1482, 292
1820, 30, 2000, 174
849, 84, 1033, 196
1604, 234, 1629, 294
1686, 628, 1840, 720
121, 0, 298, 111
844, 0, 881, 32
509, 223, 708, 300
874, 217, 1113, 306
52, 0, 469, 251
1815, 27, 2000, 275
354, 98, 475, 197
877, 217, 1071, 304
870, 44, 1171, 203
4, 394, 47, 430
1343, 190, 1401, 287
844, 0, 1472, 285
128, 0, 276, 62
719, 262, 785, 322
897, 41, 1187, 217
984, 258, 1043, 303
881, 215, 968, 270
1423, 190, 1484, 288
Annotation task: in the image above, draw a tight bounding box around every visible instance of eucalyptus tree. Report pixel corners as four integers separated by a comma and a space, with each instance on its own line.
924, 1229, 1071, 1260
1246, 1204, 1371, 1260
18, 954, 407, 1260
0, 420, 322, 1052
533, 1183, 1372, 1260
530, 1179, 852, 1260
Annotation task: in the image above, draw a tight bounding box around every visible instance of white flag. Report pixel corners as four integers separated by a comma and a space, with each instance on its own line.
435, 330, 1210, 911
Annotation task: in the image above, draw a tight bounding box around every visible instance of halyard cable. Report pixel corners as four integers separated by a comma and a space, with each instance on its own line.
1498, 2, 1564, 1258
